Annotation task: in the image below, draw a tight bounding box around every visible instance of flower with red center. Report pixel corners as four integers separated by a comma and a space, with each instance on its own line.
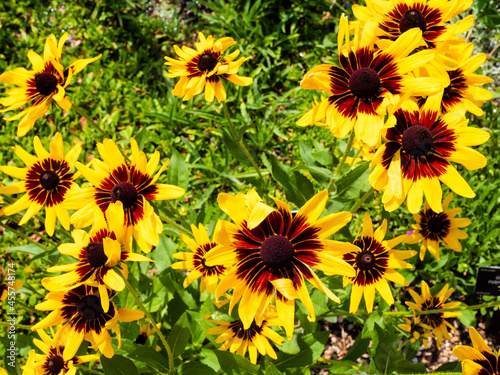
352, 0, 474, 50
405, 192, 471, 260
398, 314, 433, 348
206, 304, 285, 365
369, 99, 490, 214
22, 326, 99, 375
340, 213, 416, 313
0, 133, 81, 236
165, 32, 253, 102
297, 15, 442, 146
42, 204, 153, 312
0, 33, 101, 137
453, 326, 500, 375
32, 285, 144, 358
67, 138, 185, 253
172, 222, 228, 294
406, 280, 461, 347
204, 189, 357, 339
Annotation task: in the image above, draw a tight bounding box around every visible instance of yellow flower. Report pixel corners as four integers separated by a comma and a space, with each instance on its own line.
165, 32, 252, 102
0, 33, 101, 137
341, 213, 416, 313
0, 133, 81, 236
453, 326, 499, 375
172, 222, 228, 294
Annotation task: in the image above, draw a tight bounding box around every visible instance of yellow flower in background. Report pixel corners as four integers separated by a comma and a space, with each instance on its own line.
398, 315, 432, 348
22, 326, 99, 375
172, 222, 228, 294
0, 133, 81, 236
0, 33, 101, 137
32, 285, 144, 358
369, 98, 489, 214
406, 281, 461, 347
165, 32, 253, 102
406, 193, 471, 260
205, 189, 356, 339
206, 304, 285, 364
341, 213, 416, 313
67, 138, 185, 253
297, 15, 442, 147
42, 207, 152, 313
452, 326, 499, 375
135, 323, 161, 345
0, 265, 23, 306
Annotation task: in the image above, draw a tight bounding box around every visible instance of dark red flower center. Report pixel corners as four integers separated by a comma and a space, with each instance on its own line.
45, 355, 65, 375
260, 235, 294, 268
197, 53, 218, 72
35, 72, 59, 96
111, 181, 138, 209
356, 251, 376, 270
85, 241, 108, 268
402, 125, 435, 157
349, 67, 381, 99
77, 295, 104, 322
420, 297, 443, 328
426, 215, 447, 234
399, 10, 427, 34
39, 170, 60, 190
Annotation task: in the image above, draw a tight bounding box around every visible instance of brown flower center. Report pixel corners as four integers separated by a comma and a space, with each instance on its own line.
39, 170, 60, 190
356, 251, 376, 270
197, 53, 218, 72
77, 295, 104, 322
111, 181, 138, 209
46, 355, 65, 375
85, 241, 108, 268
349, 67, 381, 99
260, 235, 294, 268
34, 72, 59, 96
399, 10, 427, 34
402, 125, 435, 157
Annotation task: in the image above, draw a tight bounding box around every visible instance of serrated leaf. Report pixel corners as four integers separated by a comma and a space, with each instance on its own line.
101, 354, 139, 375
167, 312, 191, 358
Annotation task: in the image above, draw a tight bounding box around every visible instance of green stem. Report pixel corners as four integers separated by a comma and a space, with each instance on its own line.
335, 131, 356, 176
2, 224, 51, 252
72, 104, 109, 139
350, 187, 375, 214
78, 366, 104, 375
160, 214, 192, 237
349, 146, 363, 167
119, 273, 175, 374
383, 300, 500, 318
0, 321, 33, 330
222, 101, 267, 194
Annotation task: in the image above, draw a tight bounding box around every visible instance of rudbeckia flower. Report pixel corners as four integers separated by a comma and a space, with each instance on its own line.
0, 265, 23, 306
172, 222, 228, 294
165, 32, 253, 102
0, 33, 101, 137
369, 98, 490, 214
0, 133, 81, 236
205, 189, 357, 339
297, 15, 442, 146
340, 213, 416, 313
135, 323, 161, 346
67, 138, 185, 253
406, 280, 461, 347
22, 326, 99, 375
453, 326, 499, 375
32, 285, 144, 358
352, 0, 474, 50
42, 205, 153, 312
206, 304, 285, 364
398, 315, 432, 348
405, 192, 471, 260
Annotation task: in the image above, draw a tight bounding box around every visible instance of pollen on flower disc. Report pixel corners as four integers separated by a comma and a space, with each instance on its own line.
85, 242, 108, 268
349, 68, 381, 99
402, 125, 435, 157
260, 235, 294, 268
197, 53, 218, 72
46, 355, 65, 374
34, 72, 59, 96
111, 182, 138, 209
39, 170, 60, 190
77, 295, 104, 322
399, 10, 427, 33
356, 252, 376, 270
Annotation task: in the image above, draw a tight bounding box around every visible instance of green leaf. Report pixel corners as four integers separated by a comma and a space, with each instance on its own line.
153, 234, 175, 273
222, 128, 251, 165
275, 331, 329, 369
373, 324, 403, 374
128, 345, 170, 373
435, 361, 461, 372
4, 243, 45, 255
101, 354, 139, 375
394, 359, 427, 373
167, 148, 190, 191
2, 336, 22, 375
457, 307, 476, 327
167, 312, 191, 358
213, 350, 261, 374
334, 161, 370, 199
263, 362, 283, 375
178, 362, 217, 375
342, 333, 370, 362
